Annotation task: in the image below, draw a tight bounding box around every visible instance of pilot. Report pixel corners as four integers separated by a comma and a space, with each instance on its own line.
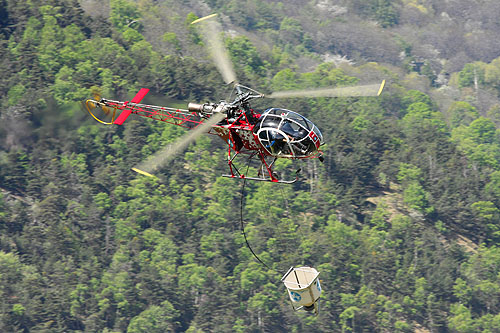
280, 121, 310, 155
266, 131, 286, 155
291, 140, 309, 156
282, 121, 307, 139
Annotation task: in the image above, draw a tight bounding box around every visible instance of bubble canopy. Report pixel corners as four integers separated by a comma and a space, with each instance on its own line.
253, 108, 323, 158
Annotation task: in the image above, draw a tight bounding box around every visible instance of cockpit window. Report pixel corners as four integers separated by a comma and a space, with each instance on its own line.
267, 108, 285, 116
253, 108, 323, 158
286, 112, 311, 130
261, 115, 281, 129
281, 120, 306, 139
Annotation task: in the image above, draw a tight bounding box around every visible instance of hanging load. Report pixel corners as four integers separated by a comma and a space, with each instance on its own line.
281, 266, 322, 316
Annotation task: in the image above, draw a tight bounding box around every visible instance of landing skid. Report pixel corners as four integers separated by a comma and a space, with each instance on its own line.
221, 174, 299, 184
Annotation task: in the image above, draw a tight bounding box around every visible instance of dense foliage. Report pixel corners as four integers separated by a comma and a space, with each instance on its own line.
1, 0, 500, 332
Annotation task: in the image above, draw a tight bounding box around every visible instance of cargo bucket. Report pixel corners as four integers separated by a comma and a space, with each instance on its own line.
281, 266, 322, 315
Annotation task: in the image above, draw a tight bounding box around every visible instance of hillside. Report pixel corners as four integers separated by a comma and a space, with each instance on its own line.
1, 0, 500, 332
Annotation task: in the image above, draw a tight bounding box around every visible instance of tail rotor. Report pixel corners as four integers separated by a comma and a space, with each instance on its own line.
83, 90, 118, 125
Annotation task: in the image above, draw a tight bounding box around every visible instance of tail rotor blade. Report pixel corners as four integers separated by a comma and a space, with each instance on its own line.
191, 14, 237, 85
132, 112, 226, 176
268, 80, 386, 99
83, 95, 117, 125
91, 91, 111, 114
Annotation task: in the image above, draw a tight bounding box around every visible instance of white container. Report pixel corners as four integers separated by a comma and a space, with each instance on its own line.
281, 266, 322, 314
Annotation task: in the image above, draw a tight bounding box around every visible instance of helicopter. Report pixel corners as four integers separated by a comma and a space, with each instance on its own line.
84, 14, 385, 183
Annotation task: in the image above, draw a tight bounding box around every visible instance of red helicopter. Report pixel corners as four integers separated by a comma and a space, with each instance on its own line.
84, 14, 385, 183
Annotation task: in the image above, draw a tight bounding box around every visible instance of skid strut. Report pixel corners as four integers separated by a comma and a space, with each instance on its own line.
222, 150, 299, 184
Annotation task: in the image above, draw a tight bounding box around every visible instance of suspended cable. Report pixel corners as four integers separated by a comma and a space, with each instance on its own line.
239, 156, 273, 271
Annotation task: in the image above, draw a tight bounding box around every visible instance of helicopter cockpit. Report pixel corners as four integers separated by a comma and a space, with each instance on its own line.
253, 108, 323, 158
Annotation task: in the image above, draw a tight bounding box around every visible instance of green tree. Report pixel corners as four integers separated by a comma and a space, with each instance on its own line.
37, 5, 63, 78
110, 0, 142, 32
127, 300, 179, 332
2, 150, 29, 194
471, 201, 500, 242
447, 101, 479, 128
227, 36, 267, 77
458, 62, 485, 88
448, 303, 478, 333
486, 171, 500, 203
452, 117, 500, 168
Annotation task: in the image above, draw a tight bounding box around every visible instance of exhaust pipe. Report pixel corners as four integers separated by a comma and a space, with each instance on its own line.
188, 102, 215, 113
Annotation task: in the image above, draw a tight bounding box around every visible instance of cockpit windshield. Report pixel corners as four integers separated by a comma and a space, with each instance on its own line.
253, 108, 323, 158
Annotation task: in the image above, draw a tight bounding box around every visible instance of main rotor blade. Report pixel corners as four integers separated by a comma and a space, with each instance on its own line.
268, 80, 386, 98
191, 14, 237, 85
132, 112, 226, 177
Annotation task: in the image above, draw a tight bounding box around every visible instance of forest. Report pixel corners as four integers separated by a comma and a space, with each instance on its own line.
1, 0, 500, 332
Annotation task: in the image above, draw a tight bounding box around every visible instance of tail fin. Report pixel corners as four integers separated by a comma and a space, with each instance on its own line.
114, 88, 150, 125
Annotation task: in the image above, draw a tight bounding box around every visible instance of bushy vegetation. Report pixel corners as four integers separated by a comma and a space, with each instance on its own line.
1, 0, 500, 332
